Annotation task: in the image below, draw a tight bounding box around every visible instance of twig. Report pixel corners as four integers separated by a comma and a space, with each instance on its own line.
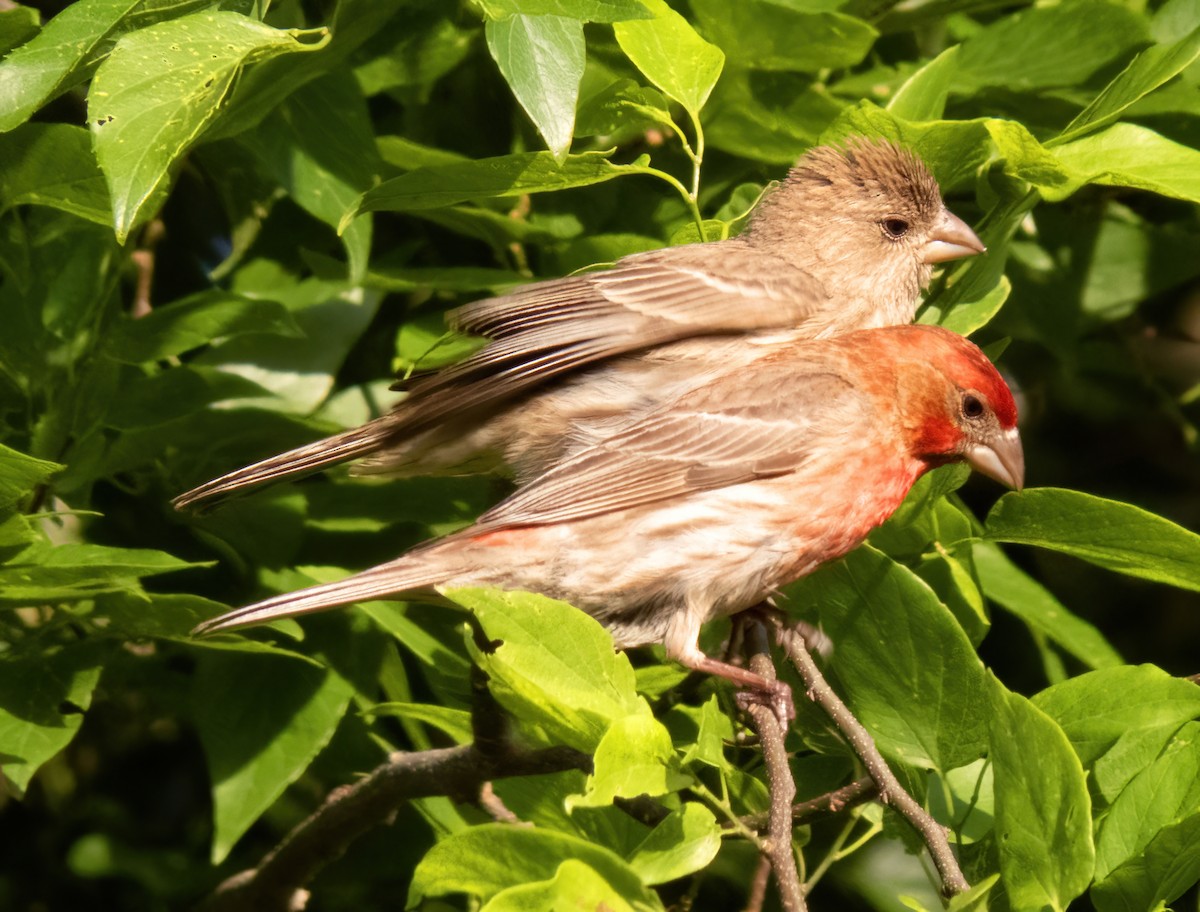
742, 621, 806, 912
198, 743, 590, 912
200, 646, 591, 911
130, 219, 165, 318
772, 621, 970, 897
742, 855, 772, 912
740, 777, 877, 833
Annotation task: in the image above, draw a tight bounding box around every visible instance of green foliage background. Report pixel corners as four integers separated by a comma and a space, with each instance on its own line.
2, 0, 1200, 909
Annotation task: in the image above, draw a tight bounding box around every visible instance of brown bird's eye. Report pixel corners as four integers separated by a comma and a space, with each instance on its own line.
962, 393, 985, 419
881, 217, 910, 239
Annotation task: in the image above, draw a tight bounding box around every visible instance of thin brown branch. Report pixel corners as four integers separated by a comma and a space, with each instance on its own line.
742, 854, 772, 912
742, 620, 807, 912
772, 621, 970, 898
198, 743, 590, 912
740, 777, 878, 833
130, 218, 165, 318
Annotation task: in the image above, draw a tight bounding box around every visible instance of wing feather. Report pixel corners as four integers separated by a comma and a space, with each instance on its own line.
473, 363, 863, 530
392, 243, 828, 429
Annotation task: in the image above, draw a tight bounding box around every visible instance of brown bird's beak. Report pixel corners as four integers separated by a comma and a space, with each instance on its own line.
965, 427, 1025, 490
922, 210, 986, 264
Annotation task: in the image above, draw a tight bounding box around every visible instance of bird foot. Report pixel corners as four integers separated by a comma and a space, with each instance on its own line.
735, 678, 795, 730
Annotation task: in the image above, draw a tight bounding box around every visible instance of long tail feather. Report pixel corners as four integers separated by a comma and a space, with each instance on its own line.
193, 555, 448, 635
173, 417, 398, 511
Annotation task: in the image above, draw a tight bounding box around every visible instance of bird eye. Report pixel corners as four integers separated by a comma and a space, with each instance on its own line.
881, 217, 910, 239
962, 393, 985, 419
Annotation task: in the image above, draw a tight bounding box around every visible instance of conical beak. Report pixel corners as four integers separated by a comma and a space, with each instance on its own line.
966, 427, 1024, 490
922, 209, 986, 264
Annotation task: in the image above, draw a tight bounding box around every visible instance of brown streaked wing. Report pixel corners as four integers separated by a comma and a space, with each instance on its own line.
394, 244, 828, 430
472, 365, 864, 530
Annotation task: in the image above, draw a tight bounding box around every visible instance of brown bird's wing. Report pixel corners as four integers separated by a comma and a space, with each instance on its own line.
395, 242, 828, 432
472, 360, 865, 531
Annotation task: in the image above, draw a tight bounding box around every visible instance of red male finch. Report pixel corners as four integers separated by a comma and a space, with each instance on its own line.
174, 139, 984, 510
194, 325, 1023, 717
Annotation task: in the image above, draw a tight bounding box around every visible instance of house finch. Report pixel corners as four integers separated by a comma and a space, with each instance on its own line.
174, 139, 984, 510
193, 325, 1022, 715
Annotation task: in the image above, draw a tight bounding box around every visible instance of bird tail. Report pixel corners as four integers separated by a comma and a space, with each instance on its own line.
172, 416, 399, 511
192, 552, 450, 636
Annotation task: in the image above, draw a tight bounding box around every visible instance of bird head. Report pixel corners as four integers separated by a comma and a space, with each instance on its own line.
890, 325, 1024, 490
744, 138, 985, 313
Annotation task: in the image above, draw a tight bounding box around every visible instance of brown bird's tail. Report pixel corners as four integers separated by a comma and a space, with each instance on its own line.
172, 415, 399, 511
192, 551, 451, 635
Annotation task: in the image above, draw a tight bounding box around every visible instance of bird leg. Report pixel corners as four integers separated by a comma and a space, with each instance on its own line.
674, 647, 795, 728
665, 606, 795, 728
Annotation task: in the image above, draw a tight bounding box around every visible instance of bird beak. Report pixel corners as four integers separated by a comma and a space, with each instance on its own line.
965, 427, 1025, 490
922, 210, 986, 264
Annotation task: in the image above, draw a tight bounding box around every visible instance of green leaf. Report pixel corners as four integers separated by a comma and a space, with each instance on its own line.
104, 292, 301, 363
376, 135, 470, 171
1051, 123, 1200, 204
1092, 814, 1200, 912
366, 701, 473, 744
0, 6, 39, 58
0, 442, 61, 512
484, 859, 641, 912
487, 15, 584, 161
477, 0, 652, 21
239, 69, 379, 281
351, 150, 651, 219
395, 313, 487, 373
0, 123, 111, 225
1093, 723, 1200, 882
679, 694, 734, 769
0, 0, 220, 133
1056, 25, 1200, 144
690, 0, 877, 73
954, 0, 1148, 92
986, 488, 1200, 593
569, 713, 689, 807
0, 542, 204, 604
613, 0, 724, 119
0, 641, 107, 795
193, 650, 353, 863
576, 78, 673, 140
973, 541, 1123, 671
786, 545, 992, 770
90, 11, 329, 241
991, 118, 1200, 204
988, 679, 1094, 911
368, 266, 527, 294
1033, 665, 1200, 803
887, 46, 958, 121
192, 280, 380, 415
627, 803, 722, 885
704, 70, 840, 164
408, 824, 660, 909
450, 588, 648, 752
922, 275, 1010, 336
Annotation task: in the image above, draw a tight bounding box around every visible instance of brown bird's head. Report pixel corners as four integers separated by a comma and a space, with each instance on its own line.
874, 325, 1023, 490
742, 138, 985, 326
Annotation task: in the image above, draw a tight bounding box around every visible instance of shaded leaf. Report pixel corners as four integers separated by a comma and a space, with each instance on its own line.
104, 292, 301, 363
986, 488, 1200, 593
193, 650, 353, 863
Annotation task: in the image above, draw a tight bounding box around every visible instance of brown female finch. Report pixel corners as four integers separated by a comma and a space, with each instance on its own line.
194, 325, 1023, 715
173, 139, 984, 510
